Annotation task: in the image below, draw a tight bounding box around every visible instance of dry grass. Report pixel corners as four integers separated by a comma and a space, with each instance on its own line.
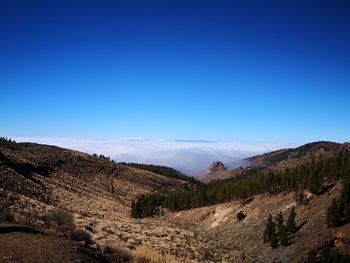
132, 245, 192, 263
44, 208, 73, 227
102, 241, 132, 262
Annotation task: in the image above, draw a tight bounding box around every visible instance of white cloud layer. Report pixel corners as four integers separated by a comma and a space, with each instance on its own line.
14, 137, 291, 175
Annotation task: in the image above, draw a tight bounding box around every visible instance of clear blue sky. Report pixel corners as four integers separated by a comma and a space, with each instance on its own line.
1, 0, 349, 143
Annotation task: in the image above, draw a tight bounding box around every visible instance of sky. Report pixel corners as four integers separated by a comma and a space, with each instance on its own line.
1, 1, 350, 172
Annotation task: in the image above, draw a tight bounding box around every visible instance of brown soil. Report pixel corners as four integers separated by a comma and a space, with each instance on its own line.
0, 226, 97, 263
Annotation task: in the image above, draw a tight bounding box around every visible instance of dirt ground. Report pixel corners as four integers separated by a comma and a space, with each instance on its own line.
0, 225, 97, 263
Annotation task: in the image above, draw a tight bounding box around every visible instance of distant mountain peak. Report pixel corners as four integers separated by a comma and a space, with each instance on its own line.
208, 161, 226, 172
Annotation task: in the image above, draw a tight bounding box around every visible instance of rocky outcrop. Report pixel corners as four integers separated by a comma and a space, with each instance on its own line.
198, 161, 234, 183
208, 161, 226, 172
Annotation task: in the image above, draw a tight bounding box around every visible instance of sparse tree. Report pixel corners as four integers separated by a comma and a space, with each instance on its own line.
270, 222, 278, 249
277, 224, 288, 246
307, 249, 318, 263
236, 211, 246, 221
326, 199, 341, 227
308, 172, 321, 195
286, 207, 296, 233
263, 214, 274, 243
275, 211, 283, 225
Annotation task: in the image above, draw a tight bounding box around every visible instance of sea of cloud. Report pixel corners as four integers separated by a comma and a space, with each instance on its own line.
14, 137, 291, 176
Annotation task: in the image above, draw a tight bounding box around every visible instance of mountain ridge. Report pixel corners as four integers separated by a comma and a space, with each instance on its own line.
199, 141, 343, 183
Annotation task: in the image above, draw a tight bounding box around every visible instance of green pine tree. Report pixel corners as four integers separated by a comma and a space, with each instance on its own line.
286, 207, 297, 233
275, 211, 283, 225
326, 199, 341, 227
277, 224, 288, 246
307, 249, 318, 263
263, 214, 273, 243
308, 172, 321, 195
270, 222, 278, 249
320, 242, 331, 263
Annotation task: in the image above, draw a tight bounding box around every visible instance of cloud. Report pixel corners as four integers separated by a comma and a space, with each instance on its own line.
13, 137, 291, 175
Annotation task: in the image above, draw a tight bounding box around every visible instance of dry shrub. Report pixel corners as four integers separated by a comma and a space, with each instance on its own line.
44, 208, 73, 226
44, 208, 74, 232
132, 245, 189, 263
70, 228, 92, 242
102, 242, 132, 263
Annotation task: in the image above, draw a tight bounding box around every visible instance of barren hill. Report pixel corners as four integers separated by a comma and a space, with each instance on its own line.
0, 140, 205, 261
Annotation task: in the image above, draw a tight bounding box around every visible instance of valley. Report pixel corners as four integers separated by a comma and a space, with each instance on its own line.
1, 139, 350, 262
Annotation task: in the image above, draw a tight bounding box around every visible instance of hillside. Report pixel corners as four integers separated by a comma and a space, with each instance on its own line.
169, 182, 348, 262
0, 140, 205, 261
0, 140, 193, 211
200, 141, 342, 183
1, 139, 350, 262
119, 162, 198, 184
130, 142, 350, 261
247, 141, 341, 169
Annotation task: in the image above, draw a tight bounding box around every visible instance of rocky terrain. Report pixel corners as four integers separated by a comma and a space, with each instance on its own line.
198, 161, 247, 183
1, 139, 349, 262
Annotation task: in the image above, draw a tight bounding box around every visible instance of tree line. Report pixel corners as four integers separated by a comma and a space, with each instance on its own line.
132, 148, 350, 218
91, 153, 115, 162
0, 137, 16, 143
120, 162, 198, 183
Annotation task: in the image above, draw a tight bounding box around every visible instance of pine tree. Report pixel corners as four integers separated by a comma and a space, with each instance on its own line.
275, 211, 283, 225
344, 204, 350, 222
326, 198, 341, 227
277, 224, 288, 246
286, 207, 297, 233
263, 214, 273, 243
308, 172, 321, 195
307, 249, 318, 263
320, 242, 331, 263
332, 247, 341, 263
236, 211, 246, 221
270, 222, 278, 249
340, 174, 350, 222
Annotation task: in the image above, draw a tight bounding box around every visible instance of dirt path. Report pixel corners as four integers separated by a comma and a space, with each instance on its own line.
107, 166, 127, 204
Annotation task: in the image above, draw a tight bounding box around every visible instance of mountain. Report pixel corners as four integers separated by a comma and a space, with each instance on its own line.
1, 138, 350, 263
131, 141, 350, 262
247, 141, 342, 168
0, 139, 205, 261
199, 141, 342, 183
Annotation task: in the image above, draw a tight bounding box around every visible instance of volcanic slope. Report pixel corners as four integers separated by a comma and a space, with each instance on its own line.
0, 140, 205, 261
